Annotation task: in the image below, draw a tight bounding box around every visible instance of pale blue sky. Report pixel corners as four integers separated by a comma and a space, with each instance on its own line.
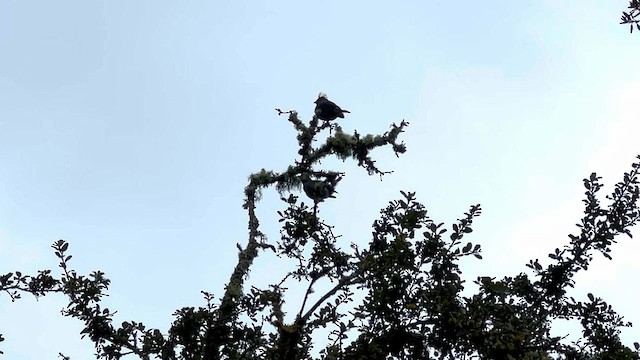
1, 1, 639, 358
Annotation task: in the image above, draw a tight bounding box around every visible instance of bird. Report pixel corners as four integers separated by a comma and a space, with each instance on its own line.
300, 174, 338, 203
300, 173, 342, 216
314, 93, 350, 121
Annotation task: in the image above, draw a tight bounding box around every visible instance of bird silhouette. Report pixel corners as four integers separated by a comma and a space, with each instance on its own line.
314, 93, 350, 121
300, 173, 342, 216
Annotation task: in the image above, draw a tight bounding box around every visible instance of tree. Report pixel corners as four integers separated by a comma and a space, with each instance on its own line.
1, 97, 640, 359
621, 0, 640, 33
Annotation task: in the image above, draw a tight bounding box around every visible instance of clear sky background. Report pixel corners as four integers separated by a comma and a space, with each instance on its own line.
1, 1, 639, 358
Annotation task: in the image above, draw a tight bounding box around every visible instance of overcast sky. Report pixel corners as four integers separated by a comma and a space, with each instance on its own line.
1, 1, 639, 358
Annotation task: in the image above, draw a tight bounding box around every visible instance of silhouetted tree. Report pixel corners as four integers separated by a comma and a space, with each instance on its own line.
2, 96, 640, 359
621, 0, 640, 32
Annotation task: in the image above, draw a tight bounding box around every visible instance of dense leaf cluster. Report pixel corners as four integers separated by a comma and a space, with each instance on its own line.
621, 0, 640, 32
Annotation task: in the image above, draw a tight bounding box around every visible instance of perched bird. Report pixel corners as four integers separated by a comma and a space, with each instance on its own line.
314, 93, 350, 121
300, 173, 342, 210
301, 174, 336, 203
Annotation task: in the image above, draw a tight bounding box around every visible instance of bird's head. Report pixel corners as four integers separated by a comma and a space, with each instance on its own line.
315, 92, 328, 104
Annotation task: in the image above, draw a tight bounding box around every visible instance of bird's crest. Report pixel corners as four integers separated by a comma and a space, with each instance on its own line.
317, 92, 328, 100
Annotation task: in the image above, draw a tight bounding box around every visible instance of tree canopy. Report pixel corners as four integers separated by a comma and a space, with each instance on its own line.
1, 101, 639, 359
1, 6, 639, 359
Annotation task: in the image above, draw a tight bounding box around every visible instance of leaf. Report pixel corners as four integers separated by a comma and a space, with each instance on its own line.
588, 293, 594, 301
462, 242, 472, 253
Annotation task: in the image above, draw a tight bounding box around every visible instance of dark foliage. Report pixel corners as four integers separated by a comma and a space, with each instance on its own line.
621, 0, 640, 32
2, 97, 640, 359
